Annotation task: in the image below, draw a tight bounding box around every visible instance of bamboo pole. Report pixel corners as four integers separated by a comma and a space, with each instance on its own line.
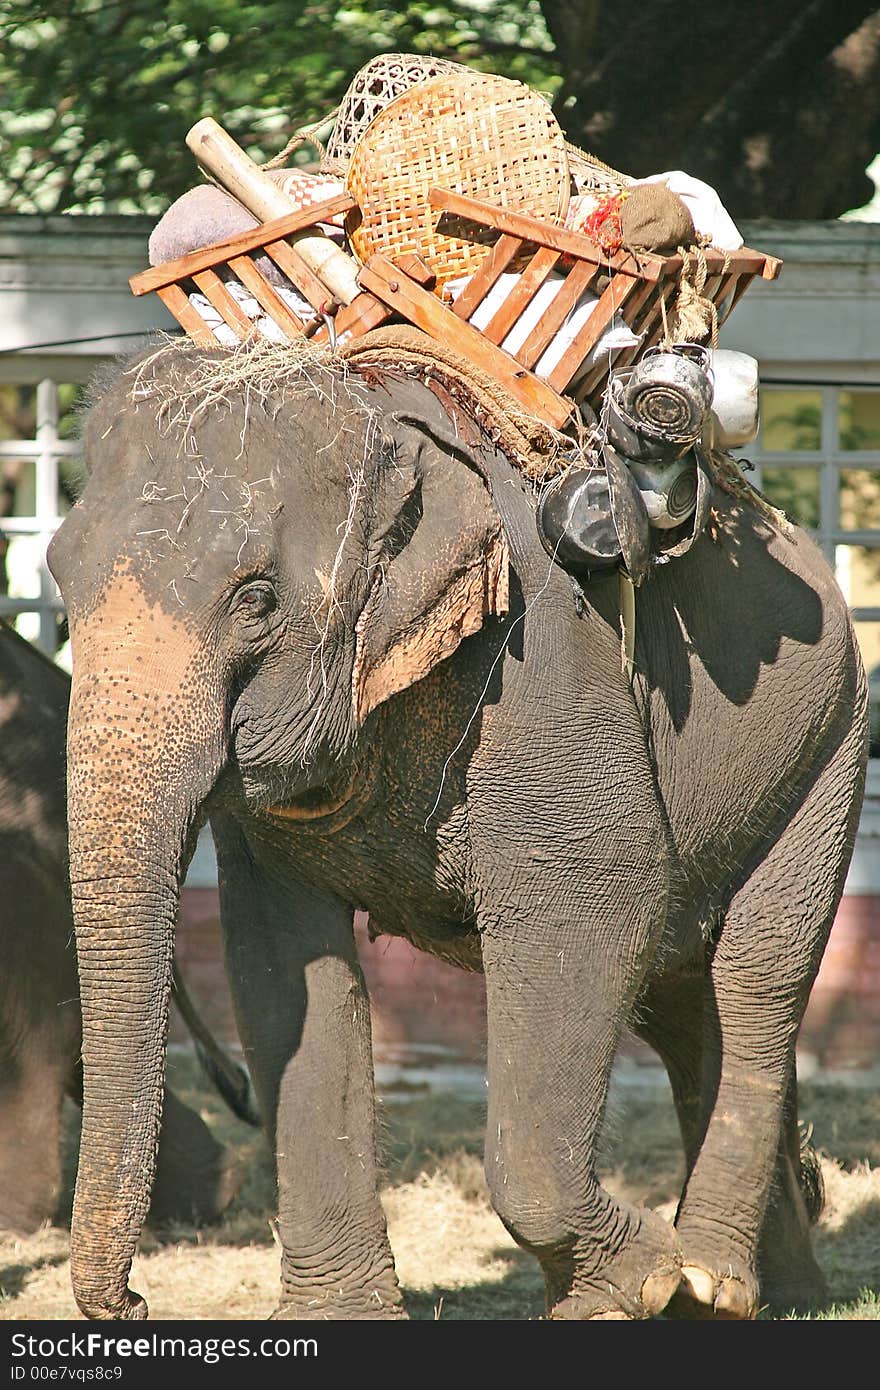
186, 118, 360, 305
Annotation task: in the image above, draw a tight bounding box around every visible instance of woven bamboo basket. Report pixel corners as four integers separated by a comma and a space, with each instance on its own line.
344, 71, 570, 291
323, 52, 461, 172
565, 144, 631, 199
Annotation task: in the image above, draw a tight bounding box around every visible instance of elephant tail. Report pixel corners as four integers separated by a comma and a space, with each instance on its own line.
798, 1122, 825, 1225
171, 963, 262, 1129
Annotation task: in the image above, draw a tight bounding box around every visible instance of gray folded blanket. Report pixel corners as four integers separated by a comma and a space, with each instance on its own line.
149, 172, 343, 287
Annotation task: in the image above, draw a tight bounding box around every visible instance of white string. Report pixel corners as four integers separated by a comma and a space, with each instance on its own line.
423, 538, 564, 831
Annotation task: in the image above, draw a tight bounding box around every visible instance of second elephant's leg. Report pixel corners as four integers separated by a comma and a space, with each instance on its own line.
480, 893, 681, 1320
212, 815, 404, 1320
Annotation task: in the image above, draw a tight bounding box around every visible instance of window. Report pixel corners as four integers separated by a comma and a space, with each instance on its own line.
748, 385, 880, 757
0, 375, 87, 661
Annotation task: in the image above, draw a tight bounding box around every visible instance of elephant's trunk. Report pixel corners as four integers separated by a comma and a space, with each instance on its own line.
65, 574, 223, 1319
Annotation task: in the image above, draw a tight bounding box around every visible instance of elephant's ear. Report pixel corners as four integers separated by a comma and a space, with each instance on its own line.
352, 420, 509, 725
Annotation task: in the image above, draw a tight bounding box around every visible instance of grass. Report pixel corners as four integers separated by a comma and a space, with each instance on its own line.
1, 1051, 878, 1321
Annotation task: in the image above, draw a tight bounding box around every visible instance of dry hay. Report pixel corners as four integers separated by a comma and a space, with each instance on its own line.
123, 330, 577, 488
2, 1059, 879, 1321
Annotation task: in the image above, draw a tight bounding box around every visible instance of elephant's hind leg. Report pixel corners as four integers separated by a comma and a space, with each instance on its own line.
636, 973, 827, 1315
670, 728, 863, 1319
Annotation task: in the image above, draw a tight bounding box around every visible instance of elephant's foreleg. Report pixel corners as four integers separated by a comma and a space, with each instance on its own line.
211, 814, 404, 1320
148, 1085, 244, 1226
634, 969, 707, 1178
480, 891, 681, 1320
754, 1072, 827, 1314
0, 1047, 69, 1233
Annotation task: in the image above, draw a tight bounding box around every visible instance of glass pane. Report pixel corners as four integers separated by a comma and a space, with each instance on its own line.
0, 384, 36, 442
840, 470, 880, 529
759, 467, 820, 529
855, 621, 880, 758
839, 390, 880, 452
58, 383, 88, 442
835, 545, 880, 609
760, 389, 822, 452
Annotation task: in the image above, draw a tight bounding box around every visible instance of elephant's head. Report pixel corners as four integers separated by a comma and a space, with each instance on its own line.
47, 344, 508, 1319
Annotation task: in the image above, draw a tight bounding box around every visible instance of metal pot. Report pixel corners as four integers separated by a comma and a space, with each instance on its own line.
621, 344, 714, 438
703, 349, 759, 449
626, 455, 698, 529
536, 467, 621, 571
606, 374, 696, 465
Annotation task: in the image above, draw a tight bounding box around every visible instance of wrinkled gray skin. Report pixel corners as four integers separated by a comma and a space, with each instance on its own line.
48, 345, 867, 1321
0, 620, 243, 1233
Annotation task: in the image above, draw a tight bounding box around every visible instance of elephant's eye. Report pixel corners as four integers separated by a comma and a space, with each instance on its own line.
231, 580, 277, 619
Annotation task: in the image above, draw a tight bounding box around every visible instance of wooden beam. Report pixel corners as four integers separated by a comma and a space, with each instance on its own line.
481, 246, 562, 345
156, 284, 217, 347
451, 234, 524, 320
429, 187, 665, 281
226, 254, 306, 339
545, 275, 639, 394
357, 254, 574, 429
191, 268, 253, 339
515, 260, 600, 371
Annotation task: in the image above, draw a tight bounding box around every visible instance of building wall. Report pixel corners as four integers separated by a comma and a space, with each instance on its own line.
2, 212, 878, 1068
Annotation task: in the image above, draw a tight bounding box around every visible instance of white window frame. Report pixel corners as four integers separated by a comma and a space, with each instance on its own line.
0, 358, 99, 653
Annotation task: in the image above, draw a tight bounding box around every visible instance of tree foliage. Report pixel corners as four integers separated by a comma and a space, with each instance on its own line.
0, 1, 556, 214
1, 0, 880, 220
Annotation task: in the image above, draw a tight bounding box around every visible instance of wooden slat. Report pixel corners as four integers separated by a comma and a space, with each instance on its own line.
191, 268, 253, 338
599, 278, 668, 380
639, 280, 679, 353
515, 260, 600, 371
654, 243, 779, 280
157, 284, 217, 346
226, 254, 306, 338
358, 254, 573, 429
129, 195, 356, 294
481, 245, 562, 345
392, 253, 437, 290
429, 187, 665, 281
451, 234, 524, 320
263, 239, 333, 313
545, 275, 639, 393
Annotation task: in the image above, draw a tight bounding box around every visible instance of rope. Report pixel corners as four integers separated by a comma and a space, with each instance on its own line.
264, 113, 338, 170
668, 242, 718, 347
338, 325, 574, 481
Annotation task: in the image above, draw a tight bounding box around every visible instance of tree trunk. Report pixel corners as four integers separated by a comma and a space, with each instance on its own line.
543, 0, 880, 219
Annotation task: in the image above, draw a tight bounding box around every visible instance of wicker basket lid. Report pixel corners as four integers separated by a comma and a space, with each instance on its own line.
345, 71, 571, 291
325, 52, 461, 170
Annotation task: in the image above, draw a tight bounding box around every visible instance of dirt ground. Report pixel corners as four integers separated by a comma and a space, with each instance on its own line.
2, 1052, 879, 1321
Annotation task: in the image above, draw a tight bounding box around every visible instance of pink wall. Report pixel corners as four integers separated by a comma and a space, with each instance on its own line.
172, 887, 880, 1070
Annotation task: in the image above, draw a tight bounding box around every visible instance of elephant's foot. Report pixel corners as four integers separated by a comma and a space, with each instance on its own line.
272, 1292, 407, 1321
274, 1260, 407, 1321
665, 1251, 759, 1320
548, 1209, 682, 1320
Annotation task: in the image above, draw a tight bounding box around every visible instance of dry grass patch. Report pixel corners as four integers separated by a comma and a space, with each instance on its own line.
1, 1055, 877, 1321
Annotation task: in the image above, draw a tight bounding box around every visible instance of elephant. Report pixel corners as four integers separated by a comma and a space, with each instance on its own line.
0, 618, 255, 1234
47, 339, 867, 1321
